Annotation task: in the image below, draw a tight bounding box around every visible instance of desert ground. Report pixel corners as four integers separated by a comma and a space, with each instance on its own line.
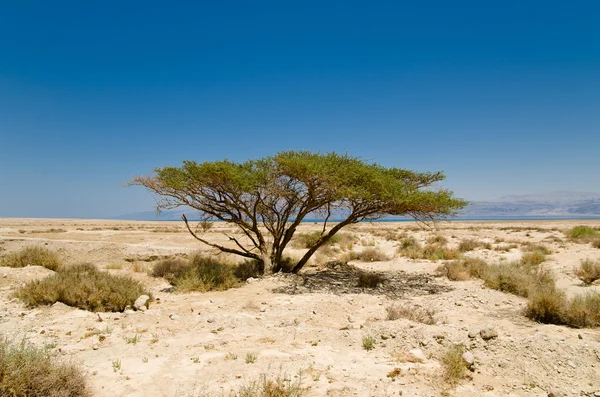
0, 218, 599, 397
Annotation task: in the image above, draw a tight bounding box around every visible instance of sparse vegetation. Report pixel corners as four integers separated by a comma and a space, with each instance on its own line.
340, 248, 390, 262
152, 255, 239, 293
0, 246, 61, 271
15, 263, 149, 312
593, 239, 600, 249
482, 262, 554, 298
441, 344, 468, 385
362, 335, 375, 351
245, 352, 258, 364
437, 257, 487, 281
151, 258, 190, 282
526, 289, 600, 328
233, 373, 304, 397
397, 240, 460, 261
386, 304, 436, 325
575, 259, 600, 285
520, 250, 547, 266
567, 226, 600, 242
521, 243, 551, 254
0, 338, 91, 396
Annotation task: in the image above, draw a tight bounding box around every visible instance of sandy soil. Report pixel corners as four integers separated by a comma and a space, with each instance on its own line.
0, 218, 599, 397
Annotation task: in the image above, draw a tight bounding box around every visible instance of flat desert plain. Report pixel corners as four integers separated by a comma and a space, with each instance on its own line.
0, 218, 599, 397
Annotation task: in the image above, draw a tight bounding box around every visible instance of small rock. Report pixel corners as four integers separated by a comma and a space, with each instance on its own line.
480, 326, 498, 340
134, 295, 151, 311
468, 329, 478, 339
92, 344, 99, 350
347, 316, 357, 323
408, 349, 427, 362
567, 361, 576, 368
462, 351, 475, 367
547, 387, 565, 397
169, 313, 179, 320
246, 277, 258, 284
207, 318, 215, 323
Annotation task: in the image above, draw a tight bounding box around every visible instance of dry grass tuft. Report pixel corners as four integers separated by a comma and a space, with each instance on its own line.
15, 263, 149, 312
437, 257, 487, 281
575, 259, 600, 285
386, 304, 436, 324
482, 262, 554, 298
230, 373, 304, 397
458, 239, 491, 252
0, 246, 61, 271
172, 254, 240, 293
341, 248, 390, 263
593, 239, 600, 249
526, 289, 600, 328
520, 250, 547, 266
0, 338, 91, 397
152, 258, 190, 282
440, 344, 468, 385
521, 243, 551, 254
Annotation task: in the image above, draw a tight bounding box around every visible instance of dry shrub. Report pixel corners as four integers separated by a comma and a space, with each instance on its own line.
575, 259, 600, 285
0, 338, 91, 397
526, 290, 600, 328
152, 258, 191, 283
593, 239, 600, 249
0, 246, 61, 271
234, 373, 304, 397
173, 254, 239, 292
386, 304, 436, 324
520, 250, 547, 266
567, 226, 600, 242
437, 257, 486, 281
357, 271, 386, 288
522, 243, 551, 254
457, 239, 490, 252
441, 344, 468, 385
341, 248, 390, 262
234, 260, 262, 281
482, 262, 554, 298
427, 235, 448, 245
397, 239, 460, 261
15, 263, 149, 312
291, 232, 345, 249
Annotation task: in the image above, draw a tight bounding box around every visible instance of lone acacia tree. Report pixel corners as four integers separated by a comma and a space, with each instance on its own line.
131, 151, 466, 274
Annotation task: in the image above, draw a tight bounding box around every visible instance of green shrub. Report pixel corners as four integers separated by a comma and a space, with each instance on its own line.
15, 264, 148, 312
173, 255, 239, 292
0, 338, 91, 397
0, 247, 61, 271
362, 335, 375, 351
567, 226, 600, 241
575, 259, 600, 285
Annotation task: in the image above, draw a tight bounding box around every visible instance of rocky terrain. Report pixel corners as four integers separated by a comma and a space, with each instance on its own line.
0, 218, 599, 397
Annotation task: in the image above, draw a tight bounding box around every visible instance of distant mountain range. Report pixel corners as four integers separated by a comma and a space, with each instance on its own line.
461, 191, 600, 218
114, 191, 600, 221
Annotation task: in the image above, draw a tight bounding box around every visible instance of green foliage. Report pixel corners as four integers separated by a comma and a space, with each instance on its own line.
0, 338, 91, 397
15, 264, 149, 312
0, 246, 61, 271
362, 335, 375, 351
132, 151, 466, 274
567, 226, 600, 241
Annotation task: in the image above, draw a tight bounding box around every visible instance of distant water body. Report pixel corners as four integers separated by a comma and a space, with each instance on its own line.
155, 216, 600, 222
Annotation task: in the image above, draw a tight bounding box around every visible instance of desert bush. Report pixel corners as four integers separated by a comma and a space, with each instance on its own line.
458, 239, 481, 252
437, 257, 487, 281
341, 248, 389, 262
362, 335, 375, 351
567, 226, 600, 241
397, 239, 460, 261
562, 292, 600, 328
151, 258, 191, 283
526, 289, 600, 328
357, 271, 386, 288
593, 239, 600, 249
525, 286, 566, 325
521, 243, 551, 254
234, 259, 262, 281
172, 254, 239, 292
481, 262, 554, 298
0, 338, 91, 397
386, 304, 436, 325
0, 246, 61, 271
520, 250, 547, 266
15, 263, 149, 312
441, 344, 468, 385
427, 235, 448, 245
234, 373, 304, 397
398, 236, 419, 250
575, 259, 600, 285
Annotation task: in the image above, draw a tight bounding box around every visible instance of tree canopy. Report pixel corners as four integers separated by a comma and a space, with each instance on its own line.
131, 151, 467, 274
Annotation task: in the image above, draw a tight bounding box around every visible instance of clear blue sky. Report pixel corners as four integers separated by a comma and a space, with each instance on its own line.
1, 1, 599, 218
